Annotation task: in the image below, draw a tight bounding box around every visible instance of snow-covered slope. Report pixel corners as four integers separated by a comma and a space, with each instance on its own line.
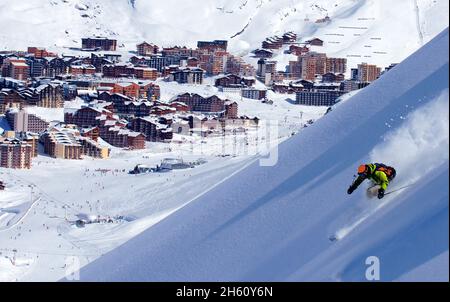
77, 28, 449, 281
0, 0, 448, 69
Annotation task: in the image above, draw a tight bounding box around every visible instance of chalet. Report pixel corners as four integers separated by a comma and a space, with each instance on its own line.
107, 92, 132, 104
162, 65, 181, 77
241, 88, 267, 100
112, 82, 140, 98
133, 67, 158, 80
306, 38, 324, 46
262, 36, 284, 50
65, 106, 112, 128
171, 93, 226, 114
82, 37, 117, 51
97, 81, 158, 100
214, 74, 255, 88
252, 49, 274, 59
169, 67, 204, 84
91, 53, 121, 71
150, 105, 176, 116
295, 79, 314, 90
197, 40, 228, 52
272, 82, 304, 94
70, 64, 96, 76
282, 32, 297, 44
98, 121, 145, 149
106, 93, 153, 117
94, 52, 122, 63
23, 83, 64, 108
129, 56, 149, 66
102, 63, 134, 78
169, 101, 189, 113
162, 46, 197, 58
321, 73, 345, 83
27, 47, 56, 59
128, 117, 173, 142
137, 42, 159, 56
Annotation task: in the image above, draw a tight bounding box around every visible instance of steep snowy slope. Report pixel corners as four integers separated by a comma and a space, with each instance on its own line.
0, 0, 448, 69
77, 28, 449, 281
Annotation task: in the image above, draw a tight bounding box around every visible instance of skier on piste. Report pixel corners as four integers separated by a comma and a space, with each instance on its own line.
347, 163, 397, 199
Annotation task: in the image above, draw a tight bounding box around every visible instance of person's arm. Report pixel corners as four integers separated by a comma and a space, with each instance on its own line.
347, 175, 366, 194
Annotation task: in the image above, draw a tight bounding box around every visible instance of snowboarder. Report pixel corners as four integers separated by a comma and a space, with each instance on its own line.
347, 163, 396, 199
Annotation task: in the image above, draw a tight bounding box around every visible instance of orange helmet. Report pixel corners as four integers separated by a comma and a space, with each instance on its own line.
357, 164, 368, 176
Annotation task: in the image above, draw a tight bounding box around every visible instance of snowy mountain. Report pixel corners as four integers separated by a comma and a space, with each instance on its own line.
78, 28, 449, 281
0, 0, 448, 70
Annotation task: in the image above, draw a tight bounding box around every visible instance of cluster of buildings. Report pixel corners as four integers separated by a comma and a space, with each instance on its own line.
0, 36, 257, 170
0, 78, 65, 114
130, 39, 256, 83
261, 32, 298, 50
248, 31, 392, 107
0, 31, 397, 169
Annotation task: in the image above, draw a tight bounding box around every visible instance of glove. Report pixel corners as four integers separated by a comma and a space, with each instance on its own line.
347, 185, 355, 195
378, 188, 385, 199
